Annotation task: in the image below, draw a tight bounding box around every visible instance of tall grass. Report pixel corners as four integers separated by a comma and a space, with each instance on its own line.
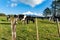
0, 16, 60, 40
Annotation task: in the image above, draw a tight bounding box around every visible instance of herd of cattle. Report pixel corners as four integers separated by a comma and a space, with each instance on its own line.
6, 14, 60, 24
7, 14, 35, 24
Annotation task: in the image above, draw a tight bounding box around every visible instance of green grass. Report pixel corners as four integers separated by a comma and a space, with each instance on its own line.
0, 16, 60, 40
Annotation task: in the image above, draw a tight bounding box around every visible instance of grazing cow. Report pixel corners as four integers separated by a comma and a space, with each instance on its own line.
18, 14, 24, 20
26, 16, 35, 24
7, 15, 18, 22
18, 14, 35, 24
7, 15, 10, 21
14, 15, 18, 18
53, 14, 60, 22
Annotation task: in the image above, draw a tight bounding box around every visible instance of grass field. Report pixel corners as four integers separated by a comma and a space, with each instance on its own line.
0, 16, 60, 40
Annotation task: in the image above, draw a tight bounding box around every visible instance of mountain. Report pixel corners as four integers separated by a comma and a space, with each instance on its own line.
22, 11, 44, 17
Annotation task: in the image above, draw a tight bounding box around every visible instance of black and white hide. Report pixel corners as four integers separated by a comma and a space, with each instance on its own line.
7, 15, 10, 21
18, 15, 35, 24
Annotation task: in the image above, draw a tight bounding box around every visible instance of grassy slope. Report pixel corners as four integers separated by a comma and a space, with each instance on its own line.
0, 16, 60, 40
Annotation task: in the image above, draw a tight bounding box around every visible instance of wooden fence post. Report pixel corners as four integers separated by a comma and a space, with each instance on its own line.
36, 17, 39, 40
57, 18, 60, 37
11, 17, 17, 40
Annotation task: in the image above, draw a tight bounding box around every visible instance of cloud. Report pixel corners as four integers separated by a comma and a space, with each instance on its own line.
22, 11, 34, 15
22, 11, 44, 17
19, 0, 45, 7
35, 14, 44, 16
10, 0, 45, 7
11, 3, 18, 7
7, 0, 18, 7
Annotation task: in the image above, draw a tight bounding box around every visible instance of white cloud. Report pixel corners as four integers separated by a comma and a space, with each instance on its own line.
20, 0, 45, 7
35, 14, 44, 16
11, 3, 18, 7
22, 11, 44, 17
10, 0, 45, 7
7, 0, 18, 7
22, 11, 34, 15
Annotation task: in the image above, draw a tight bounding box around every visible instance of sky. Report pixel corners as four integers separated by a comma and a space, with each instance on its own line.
0, 0, 53, 15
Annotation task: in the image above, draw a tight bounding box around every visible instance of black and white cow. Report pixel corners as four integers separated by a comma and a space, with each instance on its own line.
18, 14, 35, 24
7, 15, 10, 21
53, 14, 60, 22
25, 16, 35, 24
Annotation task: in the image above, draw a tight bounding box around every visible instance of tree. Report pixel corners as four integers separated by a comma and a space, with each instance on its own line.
43, 8, 51, 17
0, 13, 6, 16
57, 0, 60, 2
52, 0, 60, 16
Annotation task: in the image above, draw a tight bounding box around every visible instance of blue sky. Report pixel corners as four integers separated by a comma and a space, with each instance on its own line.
0, 0, 53, 15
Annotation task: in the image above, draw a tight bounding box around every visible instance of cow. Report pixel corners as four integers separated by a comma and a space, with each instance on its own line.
6, 15, 10, 21
18, 14, 35, 24
18, 14, 24, 20
53, 14, 60, 22
25, 16, 35, 24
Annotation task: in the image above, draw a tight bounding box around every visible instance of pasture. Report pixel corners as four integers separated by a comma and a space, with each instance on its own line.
0, 16, 60, 40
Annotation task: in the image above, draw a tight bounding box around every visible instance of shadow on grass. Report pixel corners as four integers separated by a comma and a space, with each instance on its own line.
1, 20, 6, 21
0, 23, 11, 25
1, 37, 7, 40
40, 21, 56, 24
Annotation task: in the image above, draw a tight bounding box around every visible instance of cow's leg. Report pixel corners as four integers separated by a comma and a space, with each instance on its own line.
33, 19, 35, 23
32, 19, 35, 23
27, 19, 29, 24
7, 18, 8, 21
22, 20, 26, 24
23, 20, 27, 24
31, 19, 35, 23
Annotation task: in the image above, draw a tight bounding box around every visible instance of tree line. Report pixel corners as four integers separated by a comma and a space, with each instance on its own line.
0, 13, 6, 16
43, 0, 60, 17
